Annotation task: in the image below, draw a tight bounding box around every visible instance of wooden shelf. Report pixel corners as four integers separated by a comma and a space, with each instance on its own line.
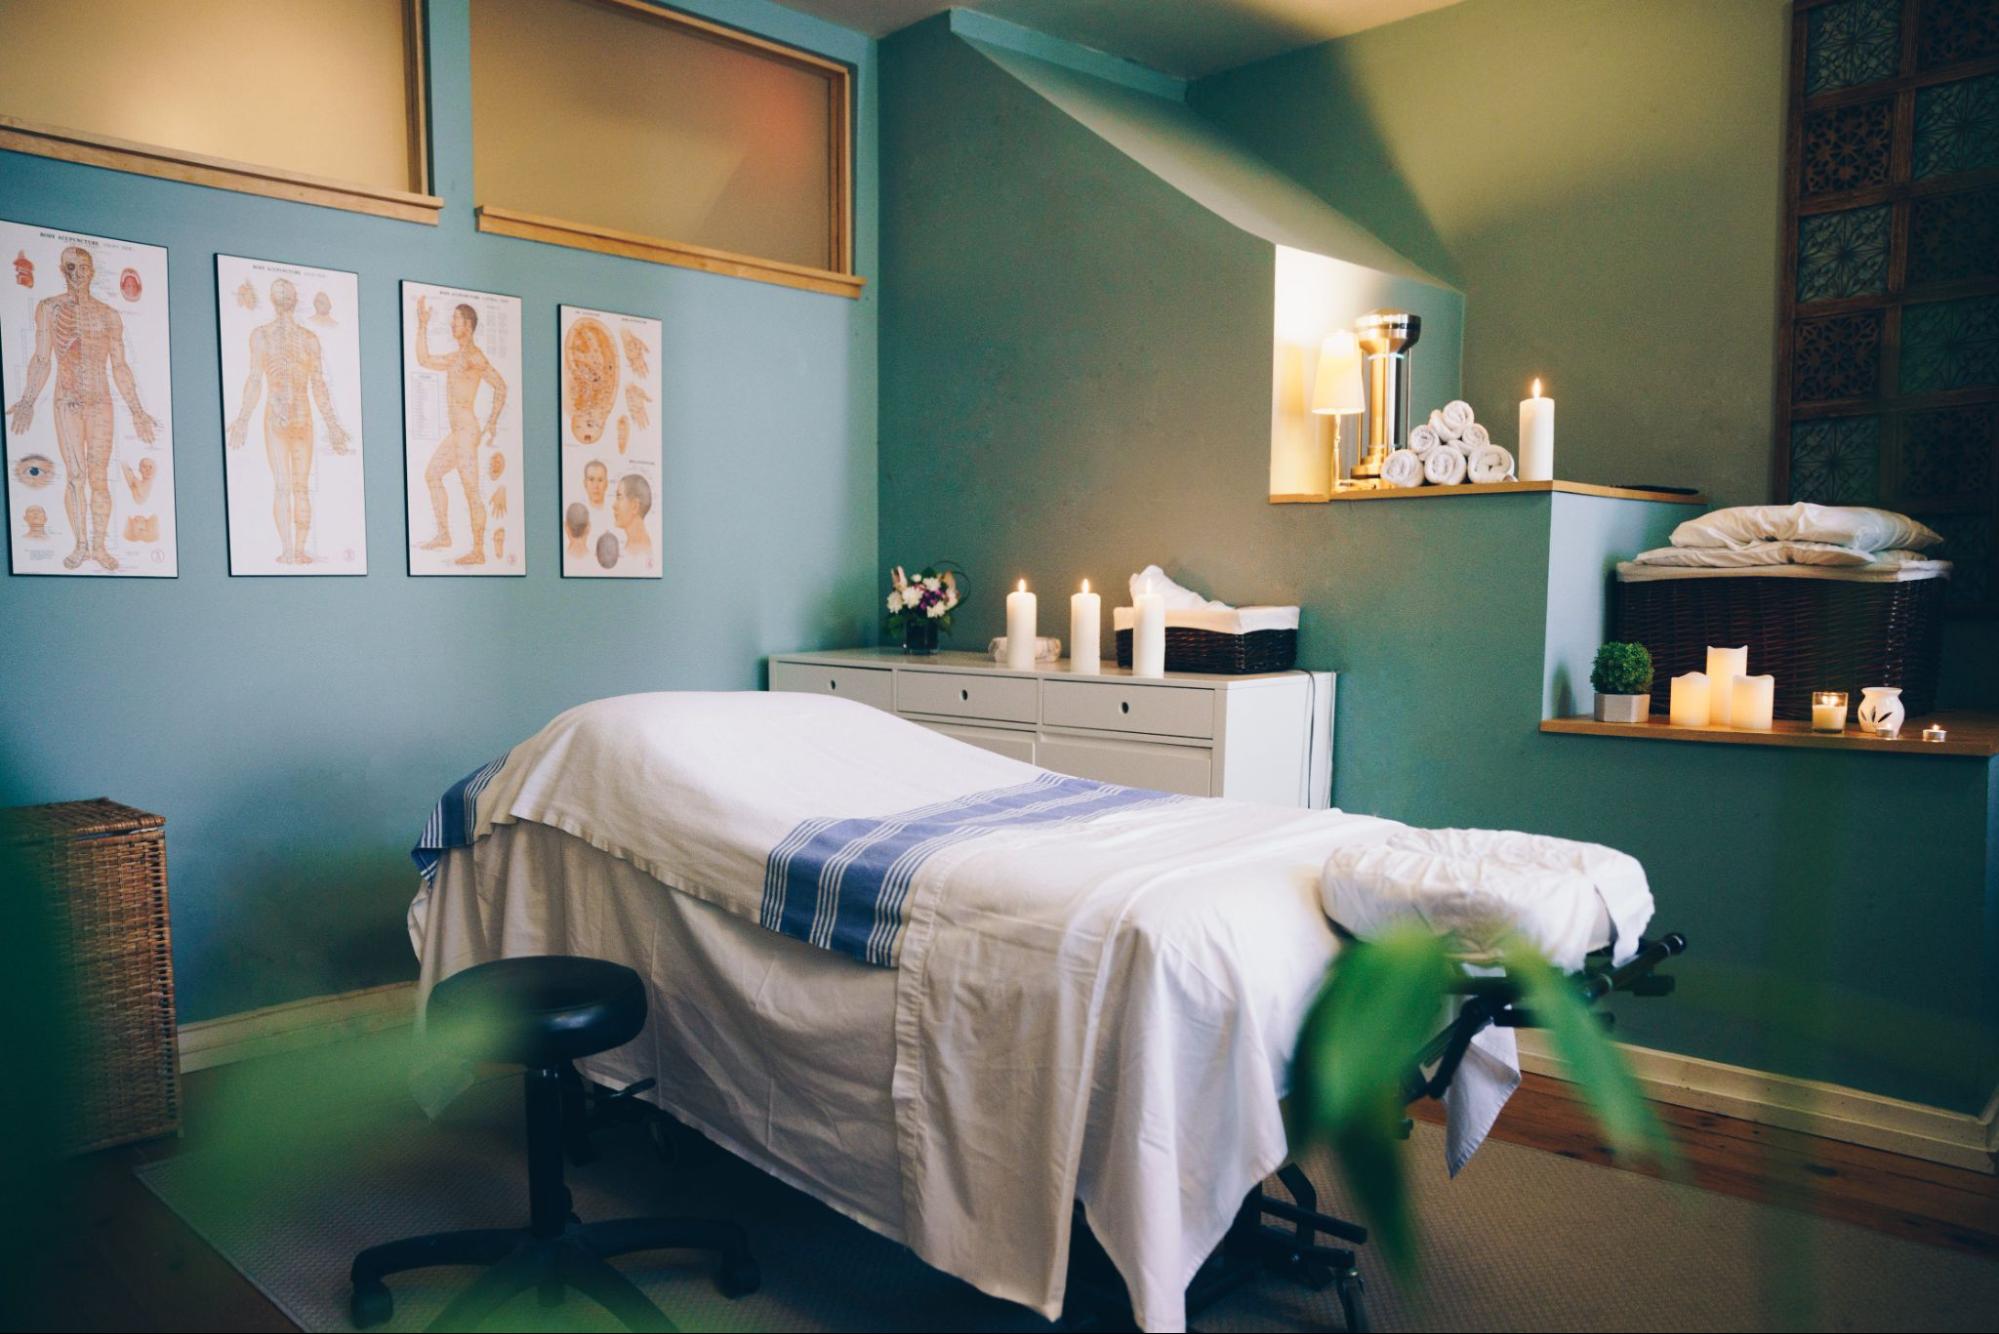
1272, 480, 1707, 505
1540, 712, 1999, 757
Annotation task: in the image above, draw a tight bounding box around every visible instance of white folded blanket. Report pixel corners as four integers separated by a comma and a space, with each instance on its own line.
1320, 825, 1653, 1174
1467, 443, 1515, 485
1670, 503, 1942, 552
1423, 443, 1468, 486
1381, 448, 1424, 488
1632, 540, 1942, 570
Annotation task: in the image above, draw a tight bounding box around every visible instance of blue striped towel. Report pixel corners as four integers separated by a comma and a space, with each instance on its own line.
760, 771, 1178, 966
411, 751, 511, 883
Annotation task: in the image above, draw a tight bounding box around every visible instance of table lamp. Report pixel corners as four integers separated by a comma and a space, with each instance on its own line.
1311, 330, 1365, 486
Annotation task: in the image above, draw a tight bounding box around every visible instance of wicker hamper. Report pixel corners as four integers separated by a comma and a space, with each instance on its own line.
1113, 626, 1298, 674
1613, 573, 1946, 722
3, 798, 179, 1153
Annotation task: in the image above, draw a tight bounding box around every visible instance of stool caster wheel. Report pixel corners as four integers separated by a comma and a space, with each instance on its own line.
718, 1253, 761, 1299
1335, 1267, 1368, 1332
351, 1279, 393, 1329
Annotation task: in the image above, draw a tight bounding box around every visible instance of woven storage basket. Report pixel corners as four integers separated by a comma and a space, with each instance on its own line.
1613, 574, 1946, 722
4, 798, 179, 1153
1114, 626, 1298, 674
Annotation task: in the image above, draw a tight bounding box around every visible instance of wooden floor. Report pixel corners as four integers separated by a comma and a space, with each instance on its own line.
4, 1061, 1993, 1331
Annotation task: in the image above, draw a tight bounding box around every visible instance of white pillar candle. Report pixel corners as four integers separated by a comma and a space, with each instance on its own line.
1005, 579, 1038, 671
1133, 592, 1167, 678
1668, 671, 1710, 727
1731, 674, 1775, 731
1518, 377, 1555, 482
1069, 579, 1101, 674
1810, 691, 1848, 733
1704, 645, 1747, 726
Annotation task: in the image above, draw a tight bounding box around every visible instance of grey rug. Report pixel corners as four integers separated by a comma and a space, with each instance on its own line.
139, 1071, 1999, 1332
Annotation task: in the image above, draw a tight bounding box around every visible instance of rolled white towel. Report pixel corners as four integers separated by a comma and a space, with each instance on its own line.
1424, 444, 1468, 485
1408, 423, 1441, 455
1468, 443, 1515, 485
1380, 448, 1424, 489
1442, 400, 1476, 437
1461, 420, 1491, 451
1429, 407, 1461, 442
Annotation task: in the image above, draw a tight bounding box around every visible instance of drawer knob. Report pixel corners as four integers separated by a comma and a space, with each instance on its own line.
960, 689, 970, 701
829, 679, 839, 691
1120, 700, 1132, 715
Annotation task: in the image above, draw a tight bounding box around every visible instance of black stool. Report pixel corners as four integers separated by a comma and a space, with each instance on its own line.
350, 956, 758, 1331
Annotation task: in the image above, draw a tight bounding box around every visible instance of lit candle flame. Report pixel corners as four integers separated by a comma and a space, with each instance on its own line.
1531, 377, 1543, 397
1017, 578, 1026, 592
1081, 578, 1090, 593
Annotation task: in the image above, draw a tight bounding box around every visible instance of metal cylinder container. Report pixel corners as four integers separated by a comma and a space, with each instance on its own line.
1353, 309, 1421, 479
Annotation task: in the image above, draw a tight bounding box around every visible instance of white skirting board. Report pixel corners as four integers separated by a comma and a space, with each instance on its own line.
1517, 1031, 1999, 1174
177, 980, 418, 1074
177, 983, 1997, 1173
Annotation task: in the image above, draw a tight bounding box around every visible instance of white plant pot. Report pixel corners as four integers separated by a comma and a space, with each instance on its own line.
1595, 693, 1651, 724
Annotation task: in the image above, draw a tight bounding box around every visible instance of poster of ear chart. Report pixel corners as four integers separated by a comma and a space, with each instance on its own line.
1, 218, 176, 576
559, 304, 661, 579
399, 281, 524, 575
217, 254, 367, 575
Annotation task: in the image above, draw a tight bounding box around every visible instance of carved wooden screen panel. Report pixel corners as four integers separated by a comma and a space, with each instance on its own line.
1777, 0, 1999, 614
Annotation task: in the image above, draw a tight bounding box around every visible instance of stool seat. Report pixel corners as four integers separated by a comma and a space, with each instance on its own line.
429, 955, 647, 1066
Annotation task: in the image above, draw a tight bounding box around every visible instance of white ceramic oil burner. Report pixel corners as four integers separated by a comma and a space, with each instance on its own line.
1857, 686, 1905, 738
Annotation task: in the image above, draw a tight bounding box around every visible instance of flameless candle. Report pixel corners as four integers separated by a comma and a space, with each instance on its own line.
1705, 645, 1747, 726
1811, 691, 1848, 733
1518, 377, 1555, 482
1923, 723, 1948, 743
1133, 592, 1167, 678
1070, 579, 1101, 674
1732, 674, 1776, 731
1005, 579, 1038, 671
1668, 671, 1710, 727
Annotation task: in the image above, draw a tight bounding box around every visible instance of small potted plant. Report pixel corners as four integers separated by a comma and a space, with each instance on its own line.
1591, 641, 1654, 723
886, 563, 962, 655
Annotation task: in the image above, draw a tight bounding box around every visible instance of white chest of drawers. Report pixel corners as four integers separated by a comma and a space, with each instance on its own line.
768, 648, 1335, 807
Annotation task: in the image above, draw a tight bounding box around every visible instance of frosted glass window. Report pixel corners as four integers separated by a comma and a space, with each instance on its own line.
0, 0, 423, 195
471, 0, 851, 275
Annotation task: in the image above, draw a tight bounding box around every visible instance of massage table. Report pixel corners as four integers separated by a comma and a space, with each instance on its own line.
407, 691, 1680, 1331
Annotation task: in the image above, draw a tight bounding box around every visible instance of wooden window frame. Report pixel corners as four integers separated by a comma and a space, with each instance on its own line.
0, 0, 441, 225
471, 0, 863, 300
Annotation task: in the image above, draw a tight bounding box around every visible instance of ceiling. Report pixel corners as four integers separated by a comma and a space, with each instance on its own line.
769, 0, 1464, 79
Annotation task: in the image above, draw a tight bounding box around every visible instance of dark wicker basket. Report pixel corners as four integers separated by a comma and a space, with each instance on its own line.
3, 798, 179, 1154
1114, 626, 1298, 674
1613, 574, 1946, 721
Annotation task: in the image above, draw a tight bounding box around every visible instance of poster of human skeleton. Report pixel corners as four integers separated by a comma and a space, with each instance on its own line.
1, 219, 176, 576
217, 255, 367, 575
400, 281, 523, 575
559, 304, 661, 579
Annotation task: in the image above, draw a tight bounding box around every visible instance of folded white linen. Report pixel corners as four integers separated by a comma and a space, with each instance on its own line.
1381, 448, 1424, 488
1460, 420, 1491, 451
1670, 503, 1942, 552
1467, 443, 1515, 485
1441, 400, 1476, 437
1130, 563, 1231, 612
1617, 558, 1951, 583
1111, 605, 1299, 634
1408, 423, 1441, 455
990, 636, 1062, 663
1320, 825, 1653, 972
1442, 995, 1520, 1176
1423, 443, 1468, 485
1633, 539, 1879, 568
1428, 407, 1461, 442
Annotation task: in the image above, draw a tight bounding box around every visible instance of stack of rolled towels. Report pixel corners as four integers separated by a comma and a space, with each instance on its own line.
1381, 400, 1516, 489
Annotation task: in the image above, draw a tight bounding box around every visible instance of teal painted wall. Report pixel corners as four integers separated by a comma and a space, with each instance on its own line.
879, 16, 1998, 1111
0, 0, 879, 1022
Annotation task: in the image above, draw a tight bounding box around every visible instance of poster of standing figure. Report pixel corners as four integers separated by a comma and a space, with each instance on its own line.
400, 281, 523, 575
1, 219, 176, 576
560, 304, 661, 579
218, 254, 366, 574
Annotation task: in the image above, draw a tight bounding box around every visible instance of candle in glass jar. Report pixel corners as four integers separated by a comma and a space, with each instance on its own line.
1518, 378, 1555, 481
1005, 579, 1037, 671
1133, 592, 1167, 678
1668, 671, 1710, 727
1070, 579, 1101, 674
1705, 645, 1747, 726
1810, 691, 1848, 733
1732, 674, 1776, 731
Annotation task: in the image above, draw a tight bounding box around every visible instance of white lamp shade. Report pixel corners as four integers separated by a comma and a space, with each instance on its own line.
1311, 331, 1364, 415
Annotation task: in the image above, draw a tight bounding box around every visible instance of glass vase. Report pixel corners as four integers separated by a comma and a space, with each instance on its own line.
903, 618, 940, 656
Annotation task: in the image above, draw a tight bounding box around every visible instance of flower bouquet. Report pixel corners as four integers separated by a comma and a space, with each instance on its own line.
886, 563, 962, 655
